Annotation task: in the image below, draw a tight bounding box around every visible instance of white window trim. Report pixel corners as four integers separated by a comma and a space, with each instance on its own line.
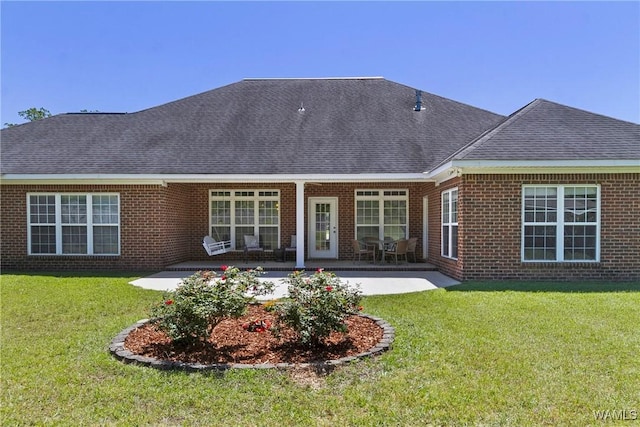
441, 187, 458, 259
521, 184, 601, 263
354, 189, 409, 240
27, 193, 121, 256
209, 190, 280, 250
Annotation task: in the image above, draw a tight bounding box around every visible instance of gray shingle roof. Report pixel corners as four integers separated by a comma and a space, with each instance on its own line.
4, 80, 637, 177
1, 78, 505, 175
452, 99, 640, 162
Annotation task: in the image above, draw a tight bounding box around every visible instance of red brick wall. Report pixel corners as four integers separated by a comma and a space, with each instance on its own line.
424, 178, 463, 279
162, 184, 196, 265
0, 182, 431, 270
0, 184, 171, 270
3, 174, 636, 280
458, 173, 640, 281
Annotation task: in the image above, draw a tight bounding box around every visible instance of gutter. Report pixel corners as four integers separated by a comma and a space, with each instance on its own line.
425, 159, 640, 185
0, 173, 431, 185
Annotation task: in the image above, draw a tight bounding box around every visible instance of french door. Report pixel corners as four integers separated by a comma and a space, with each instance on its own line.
308, 198, 338, 258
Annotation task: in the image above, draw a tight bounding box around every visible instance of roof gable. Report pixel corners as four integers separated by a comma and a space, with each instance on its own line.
452, 99, 640, 162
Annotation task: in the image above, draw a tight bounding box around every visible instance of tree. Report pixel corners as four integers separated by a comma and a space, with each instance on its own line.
4, 107, 52, 128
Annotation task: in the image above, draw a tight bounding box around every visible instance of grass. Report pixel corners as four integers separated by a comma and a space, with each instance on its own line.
2, 273, 639, 426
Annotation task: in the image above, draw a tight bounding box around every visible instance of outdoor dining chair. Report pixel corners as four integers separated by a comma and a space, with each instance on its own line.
352, 239, 375, 263
385, 239, 409, 264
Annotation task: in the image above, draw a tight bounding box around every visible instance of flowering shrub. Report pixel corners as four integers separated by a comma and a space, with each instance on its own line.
150, 266, 274, 345
274, 269, 362, 347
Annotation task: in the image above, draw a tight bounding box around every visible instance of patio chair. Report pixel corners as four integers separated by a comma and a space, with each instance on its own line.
385, 239, 409, 264
202, 235, 232, 256
243, 235, 264, 263
407, 237, 418, 262
352, 239, 375, 263
284, 235, 297, 261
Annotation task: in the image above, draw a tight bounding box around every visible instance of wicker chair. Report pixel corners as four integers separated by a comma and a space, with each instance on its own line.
352, 239, 375, 263
385, 239, 409, 264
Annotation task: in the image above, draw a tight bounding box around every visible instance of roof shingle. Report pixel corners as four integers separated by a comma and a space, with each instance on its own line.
452, 99, 640, 162
1, 78, 505, 175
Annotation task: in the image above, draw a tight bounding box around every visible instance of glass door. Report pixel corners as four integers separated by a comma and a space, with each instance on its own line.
308, 198, 338, 258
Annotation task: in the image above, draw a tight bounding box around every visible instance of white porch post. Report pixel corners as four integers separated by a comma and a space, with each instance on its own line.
295, 180, 306, 269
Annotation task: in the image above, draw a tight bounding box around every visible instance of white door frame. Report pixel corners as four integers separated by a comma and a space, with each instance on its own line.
308, 197, 338, 259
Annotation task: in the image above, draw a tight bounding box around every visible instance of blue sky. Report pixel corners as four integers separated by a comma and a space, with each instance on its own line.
2, 1, 639, 126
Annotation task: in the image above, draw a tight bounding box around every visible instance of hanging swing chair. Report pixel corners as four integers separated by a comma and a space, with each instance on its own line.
203, 191, 233, 256
202, 234, 232, 256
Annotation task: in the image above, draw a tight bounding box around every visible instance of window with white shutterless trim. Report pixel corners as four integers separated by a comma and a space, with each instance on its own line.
522, 185, 600, 262
209, 190, 280, 250
27, 193, 120, 255
441, 188, 458, 259
355, 190, 408, 241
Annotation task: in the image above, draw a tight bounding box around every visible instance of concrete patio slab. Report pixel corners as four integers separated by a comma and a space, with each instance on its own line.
129, 270, 460, 298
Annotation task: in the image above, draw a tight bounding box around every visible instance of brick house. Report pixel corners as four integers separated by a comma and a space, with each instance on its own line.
1, 77, 639, 280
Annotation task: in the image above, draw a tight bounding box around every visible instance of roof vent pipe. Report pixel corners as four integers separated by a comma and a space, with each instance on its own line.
414, 90, 422, 111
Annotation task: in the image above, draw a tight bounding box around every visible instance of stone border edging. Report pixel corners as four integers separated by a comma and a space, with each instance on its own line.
109, 314, 395, 372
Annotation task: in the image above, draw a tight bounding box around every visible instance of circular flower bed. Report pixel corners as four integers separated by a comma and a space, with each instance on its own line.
110, 305, 394, 371
109, 268, 394, 371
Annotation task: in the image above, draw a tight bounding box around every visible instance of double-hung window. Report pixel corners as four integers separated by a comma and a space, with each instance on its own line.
210, 190, 280, 250
355, 190, 408, 241
28, 193, 120, 255
441, 188, 458, 259
522, 185, 600, 262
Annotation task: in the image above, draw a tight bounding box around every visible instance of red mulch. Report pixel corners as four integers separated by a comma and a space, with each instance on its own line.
124, 305, 383, 365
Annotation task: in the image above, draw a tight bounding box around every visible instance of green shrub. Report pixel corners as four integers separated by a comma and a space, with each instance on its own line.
150, 266, 274, 345
275, 269, 362, 347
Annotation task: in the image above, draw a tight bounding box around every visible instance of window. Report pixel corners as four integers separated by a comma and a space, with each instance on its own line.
355, 190, 408, 241
210, 190, 280, 250
522, 185, 599, 262
28, 193, 120, 255
442, 188, 458, 259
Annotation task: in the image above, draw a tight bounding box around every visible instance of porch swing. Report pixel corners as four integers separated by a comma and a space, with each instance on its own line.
202, 234, 232, 256
202, 192, 233, 256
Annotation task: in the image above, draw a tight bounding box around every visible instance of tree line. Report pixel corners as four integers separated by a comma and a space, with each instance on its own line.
4, 107, 99, 128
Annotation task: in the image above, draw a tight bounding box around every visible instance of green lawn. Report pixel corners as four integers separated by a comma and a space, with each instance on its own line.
2, 273, 639, 426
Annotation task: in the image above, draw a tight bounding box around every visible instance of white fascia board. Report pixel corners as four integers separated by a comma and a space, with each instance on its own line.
426, 159, 640, 178
164, 173, 429, 183
1, 173, 430, 185
424, 159, 640, 185
0, 175, 167, 185
424, 161, 454, 179
451, 159, 640, 170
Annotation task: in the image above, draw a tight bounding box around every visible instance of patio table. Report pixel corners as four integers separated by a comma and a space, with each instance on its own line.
370, 238, 397, 264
